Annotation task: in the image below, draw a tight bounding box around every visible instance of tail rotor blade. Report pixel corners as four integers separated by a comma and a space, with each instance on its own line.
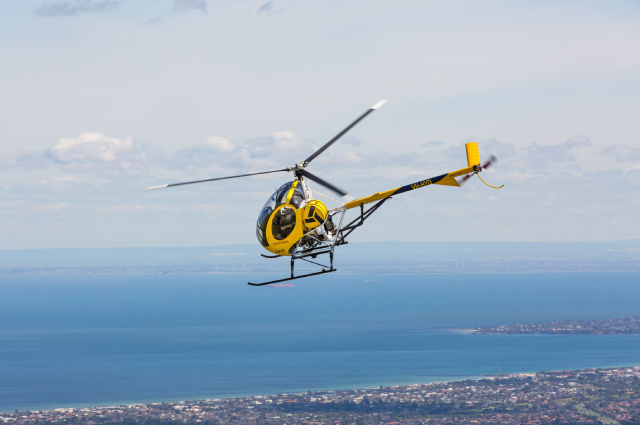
146, 168, 289, 191
482, 155, 498, 170
302, 100, 387, 166
298, 169, 349, 197
459, 173, 475, 186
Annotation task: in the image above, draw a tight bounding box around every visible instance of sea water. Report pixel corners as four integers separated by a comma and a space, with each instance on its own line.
1, 272, 639, 411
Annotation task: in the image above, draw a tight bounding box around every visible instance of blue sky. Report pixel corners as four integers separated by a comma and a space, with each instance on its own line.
1, 0, 639, 249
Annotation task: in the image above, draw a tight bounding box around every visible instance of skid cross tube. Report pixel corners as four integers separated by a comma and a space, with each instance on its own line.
292, 246, 335, 274
248, 245, 336, 286
295, 247, 333, 258
300, 257, 330, 269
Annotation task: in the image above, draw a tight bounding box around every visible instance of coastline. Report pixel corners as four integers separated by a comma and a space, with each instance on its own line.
7, 363, 640, 414
0, 375, 486, 413
6, 365, 640, 425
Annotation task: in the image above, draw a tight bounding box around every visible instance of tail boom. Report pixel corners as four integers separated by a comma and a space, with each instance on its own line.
343, 165, 475, 210
343, 142, 483, 210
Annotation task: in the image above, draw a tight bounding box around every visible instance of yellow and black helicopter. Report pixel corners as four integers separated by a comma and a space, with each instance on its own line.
147, 100, 503, 286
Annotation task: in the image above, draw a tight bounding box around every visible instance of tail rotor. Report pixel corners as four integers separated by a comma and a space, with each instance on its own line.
458, 143, 504, 189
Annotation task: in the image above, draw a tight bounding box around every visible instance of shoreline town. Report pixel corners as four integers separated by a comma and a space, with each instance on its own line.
4, 366, 640, 424
474, 315, 640, 335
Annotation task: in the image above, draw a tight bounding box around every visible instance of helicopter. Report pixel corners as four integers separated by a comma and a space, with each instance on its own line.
147, 100, 503, 286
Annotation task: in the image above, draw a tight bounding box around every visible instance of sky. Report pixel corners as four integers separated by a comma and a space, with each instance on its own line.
1, 0, 639, 249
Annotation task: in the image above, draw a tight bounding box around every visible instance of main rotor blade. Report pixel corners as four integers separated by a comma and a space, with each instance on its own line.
146, 168, 289, 191
302, 100, 387, 166
298, 169, 348, 197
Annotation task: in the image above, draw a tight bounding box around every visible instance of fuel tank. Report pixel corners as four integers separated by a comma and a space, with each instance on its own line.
302, 199, 328, 233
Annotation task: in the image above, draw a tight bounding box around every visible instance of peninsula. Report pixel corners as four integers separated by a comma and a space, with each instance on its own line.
474, 315, 640, 335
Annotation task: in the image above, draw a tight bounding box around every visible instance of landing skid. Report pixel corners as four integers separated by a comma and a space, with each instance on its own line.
247, 268, 336, 286
248, 245, 336, 286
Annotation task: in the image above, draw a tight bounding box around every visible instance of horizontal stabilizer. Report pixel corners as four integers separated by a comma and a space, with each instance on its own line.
435, 176, 461, 187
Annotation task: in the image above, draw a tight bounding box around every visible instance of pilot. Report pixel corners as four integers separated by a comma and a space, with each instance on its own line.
273, 207, 296, 239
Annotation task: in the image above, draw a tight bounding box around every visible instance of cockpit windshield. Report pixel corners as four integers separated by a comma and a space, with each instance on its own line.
255, 181, 305, 247
288, 182, 305, 209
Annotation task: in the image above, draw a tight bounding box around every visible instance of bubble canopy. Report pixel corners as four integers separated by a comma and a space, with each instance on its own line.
256, 181, 305, 247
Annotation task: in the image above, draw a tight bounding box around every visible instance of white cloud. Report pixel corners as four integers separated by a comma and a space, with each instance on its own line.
256, 0, 282, 15
33, 0, 119, 17
38, 202, 69, 212
0, 150, 49, 171
0, 201, 27, 209
334, 151, 363, 165
0, 131, 621, 185
420, 137, 591, 174
270, 131, 303, 149
172, 0, 207, 14
170, 131, 316, 170
38, 175, 77, 186
203, 136, 235, 153
599, 144, 640, 162
1, 130, 639, 248
138, 0, 207, 26
49, 132, 148, 171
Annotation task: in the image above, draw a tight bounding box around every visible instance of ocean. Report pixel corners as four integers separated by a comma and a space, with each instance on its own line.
1, 272, 639, 411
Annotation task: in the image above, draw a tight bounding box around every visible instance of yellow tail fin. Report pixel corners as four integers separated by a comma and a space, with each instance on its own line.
466, 142, 481, 167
